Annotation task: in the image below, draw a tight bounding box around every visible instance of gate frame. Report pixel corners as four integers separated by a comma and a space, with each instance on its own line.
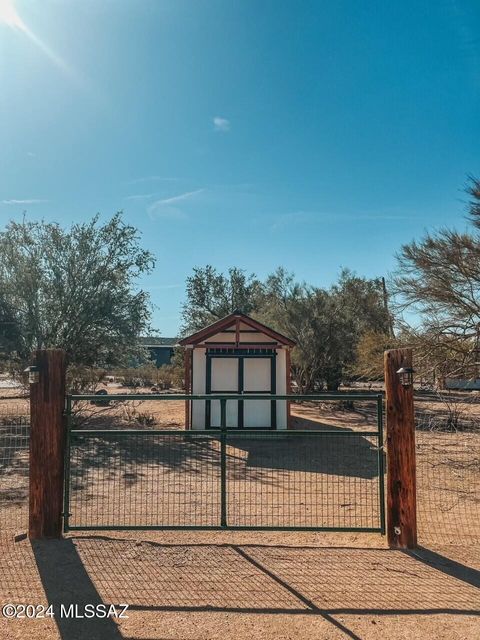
63, 392, 386, 534
27, 348, 416, 548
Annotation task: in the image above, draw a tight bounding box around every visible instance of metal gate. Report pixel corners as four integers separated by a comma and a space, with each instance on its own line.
64, 393, 385, 533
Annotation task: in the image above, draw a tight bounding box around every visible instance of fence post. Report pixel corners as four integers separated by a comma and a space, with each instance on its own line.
384, 348, 417, 549
29, 349, 67, 539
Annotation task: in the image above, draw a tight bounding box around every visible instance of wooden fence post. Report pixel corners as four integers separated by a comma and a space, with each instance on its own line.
29, 349, 66, 539
384, 348, 417, 549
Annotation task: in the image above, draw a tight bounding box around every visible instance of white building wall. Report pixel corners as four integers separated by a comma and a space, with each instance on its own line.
203, 329, 275, 344
191, 348, 206, 429
204, 332, 235, 343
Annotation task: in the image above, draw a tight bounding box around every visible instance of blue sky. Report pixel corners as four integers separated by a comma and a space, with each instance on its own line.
1, 1, 479, 336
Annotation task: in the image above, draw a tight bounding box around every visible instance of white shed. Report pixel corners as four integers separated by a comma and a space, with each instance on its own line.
179, 311, 295, 430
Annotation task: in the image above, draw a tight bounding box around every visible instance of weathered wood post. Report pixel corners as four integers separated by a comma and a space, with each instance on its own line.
384, 348, 417, 548
29, 349, 67, 539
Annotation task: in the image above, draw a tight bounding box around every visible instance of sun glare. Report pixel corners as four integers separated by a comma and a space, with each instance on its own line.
0, 0, 25, 29
0, 0, 73, 76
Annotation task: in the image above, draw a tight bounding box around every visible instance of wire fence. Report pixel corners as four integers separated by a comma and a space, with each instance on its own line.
416, 431, 480, 544
415, 391, 480, 545
0, 389, 479, 543
66, 428, 384, 531
416, 424, 480, 544
0, 401, 30, 539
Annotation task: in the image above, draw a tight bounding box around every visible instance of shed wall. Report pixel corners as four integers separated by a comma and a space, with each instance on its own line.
189, 338, 289, 430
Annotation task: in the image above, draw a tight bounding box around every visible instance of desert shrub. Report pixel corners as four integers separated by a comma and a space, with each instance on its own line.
416, 390, 479, 432
336, 399, 356, 411
123, 377, 145, 388
120, 402, 157, 427
134, 411, 157, 427
110, 363, 184, 390
67, 366, 107, 393
0, 414, 29, 425
111, 364, 158, 388
156, 364, 184, 389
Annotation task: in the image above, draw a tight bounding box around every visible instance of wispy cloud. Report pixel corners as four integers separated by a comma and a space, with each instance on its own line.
213, 116, 230, 132
125, 193, 156, 201
2, 198, 48, 205
154, 189, 205, 206
147, 188, 205, 221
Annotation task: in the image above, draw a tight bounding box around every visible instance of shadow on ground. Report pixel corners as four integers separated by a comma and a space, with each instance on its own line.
1, 536, 479, 640
69, 426, 380, 496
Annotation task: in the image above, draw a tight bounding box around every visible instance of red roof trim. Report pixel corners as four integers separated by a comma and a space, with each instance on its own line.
178, 312, 295, 347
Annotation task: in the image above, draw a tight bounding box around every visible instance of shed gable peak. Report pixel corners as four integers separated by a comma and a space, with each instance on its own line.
178, 312, 295, 347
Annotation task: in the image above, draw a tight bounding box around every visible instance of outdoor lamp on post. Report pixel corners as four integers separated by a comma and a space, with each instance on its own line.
396, 366, 414, 387
24, 365, 40, 385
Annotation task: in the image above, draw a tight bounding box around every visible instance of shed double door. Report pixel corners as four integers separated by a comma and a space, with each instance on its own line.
207, 355, 276, 428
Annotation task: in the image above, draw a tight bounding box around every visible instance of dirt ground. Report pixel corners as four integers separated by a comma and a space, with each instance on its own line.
0, 532, 479, 640
1, 389, 479, 639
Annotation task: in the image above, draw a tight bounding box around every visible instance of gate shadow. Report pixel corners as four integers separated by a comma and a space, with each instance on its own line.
69, 423, 380, 492
31, 538, 123, 639
226, 425, 379, 478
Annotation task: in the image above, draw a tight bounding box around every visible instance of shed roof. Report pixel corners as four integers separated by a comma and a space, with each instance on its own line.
178, 311, 295, 347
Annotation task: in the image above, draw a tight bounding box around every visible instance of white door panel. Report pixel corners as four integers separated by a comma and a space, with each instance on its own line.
243, 358, 271, 392
210, 358, 238, 426
210, 399, 238, 428
211, 358, 238, 391
243, 399, 272, 428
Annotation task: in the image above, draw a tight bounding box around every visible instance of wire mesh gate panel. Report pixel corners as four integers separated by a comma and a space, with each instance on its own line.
66, 431, 222, 528
226, 431, 383, 530
64, 394, 385, 533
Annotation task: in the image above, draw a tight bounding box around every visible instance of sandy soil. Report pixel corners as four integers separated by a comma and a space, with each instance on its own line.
0, 533, 479, 640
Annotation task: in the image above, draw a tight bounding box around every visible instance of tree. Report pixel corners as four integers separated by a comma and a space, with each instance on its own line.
181, 265, 392, 390
331, 269, 392, 339
259, 268, 391, 391
352, 331, 398, 380
257, 269, 328, 391
0, 296, 20, 358
391, 326, 475, 387
181, 266, 263, 333
0, 213, 155, 367
393, 176, 480, 344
